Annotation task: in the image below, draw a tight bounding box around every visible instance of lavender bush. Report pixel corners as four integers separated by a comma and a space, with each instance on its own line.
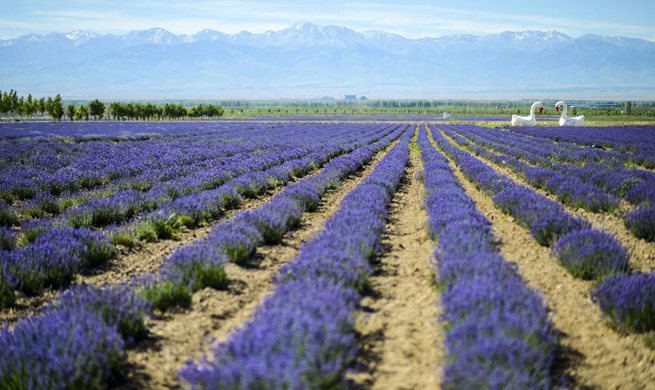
161, 243, 230, 292
2, 243, 82, 295
0, 226, 17, 250
46, 284, 152, 343
32, 227, 114, 269
592, 273, 655, 332
0, 265, 15, 309
0, 309, 126, 390
0, 200, 18, 227
624, 206, 655, 242
419, 127, 556, 389
553, 229, 630, 280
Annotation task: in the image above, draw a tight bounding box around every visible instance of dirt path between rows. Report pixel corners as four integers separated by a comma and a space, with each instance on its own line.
116, 142, 398, 390
435, 128, 655, 389
348, 135, 442, 390
442, 128, 655, 273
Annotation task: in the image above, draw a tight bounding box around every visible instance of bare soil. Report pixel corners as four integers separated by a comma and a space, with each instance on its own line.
116, 142, 397, 389
347, 137, 442, 390
436, 127, 655, 389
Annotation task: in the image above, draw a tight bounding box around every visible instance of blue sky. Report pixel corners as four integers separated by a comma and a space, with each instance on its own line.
2, 0, 655, 40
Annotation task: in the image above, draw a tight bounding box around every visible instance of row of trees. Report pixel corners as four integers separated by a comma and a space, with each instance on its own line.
3, 89, 653, 120
108, 102, 224, 120
1, 89, 65, 120
0, 90, 225, 121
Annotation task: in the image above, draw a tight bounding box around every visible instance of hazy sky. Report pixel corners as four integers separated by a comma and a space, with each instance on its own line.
2, 0, 655, 40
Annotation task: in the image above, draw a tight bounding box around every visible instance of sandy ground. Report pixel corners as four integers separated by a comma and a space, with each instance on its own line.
436, 127, 655, 389
347, 134, 442, 390
115, 140, 398, 389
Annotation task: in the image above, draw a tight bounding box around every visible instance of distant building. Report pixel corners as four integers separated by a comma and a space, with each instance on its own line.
320, 96, 335, 101
359, 96, 367, 101
345, 95, 357, 100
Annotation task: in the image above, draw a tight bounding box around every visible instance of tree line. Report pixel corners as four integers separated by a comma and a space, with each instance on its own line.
1, 89, 65, 121
0, 90, 224, 121
108, 102, 223, 120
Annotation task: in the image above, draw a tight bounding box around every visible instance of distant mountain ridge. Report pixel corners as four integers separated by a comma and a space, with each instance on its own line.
2, 22, 654, 99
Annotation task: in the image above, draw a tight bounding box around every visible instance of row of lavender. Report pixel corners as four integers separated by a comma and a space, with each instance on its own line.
444, 125, 630, 207
441, 124, 654, 241
0, 122, 376, 230
0, 123, 255, 201
0, 124, 398, 309
180, 126, 412, 389
141, 124, 408, 312
0, 121, 264, 141
430, 125, 655, 341
0, 125, 409, 388
418, 126, 556, 388
0, 123, 296, 240
507, 125, 655, 169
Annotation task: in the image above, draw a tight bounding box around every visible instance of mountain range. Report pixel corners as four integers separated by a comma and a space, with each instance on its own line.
2, 22, 654, 99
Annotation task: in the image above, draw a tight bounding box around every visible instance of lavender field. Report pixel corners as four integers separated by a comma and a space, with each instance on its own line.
0, 120, 654, 389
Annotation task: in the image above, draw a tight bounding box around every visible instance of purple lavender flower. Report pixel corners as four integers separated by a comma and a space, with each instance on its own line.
46, 283, 152, 343
161, 242, 230, 291
0, 264, 15, 309
553, 229, 630, 280
3, 242, 82, 295
0, 226, 17, 251
422, 125, 557, 388
0, 308, 126, 389
592, 273, 655, 332
0, 200, 18, 227
625, 181, 655, 206
530, 213, 591, 247
209, 216, 264, 264
32, 227, 113, 269
624, 206, 655, 242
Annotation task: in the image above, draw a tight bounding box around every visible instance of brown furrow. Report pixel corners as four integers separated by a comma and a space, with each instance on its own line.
348, 131, 442, 390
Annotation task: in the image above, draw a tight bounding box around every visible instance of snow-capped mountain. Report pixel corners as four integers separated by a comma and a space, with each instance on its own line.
1, 22, 654, 98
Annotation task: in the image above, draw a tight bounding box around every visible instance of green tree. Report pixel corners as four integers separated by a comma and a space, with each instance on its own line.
52, 94, 64, 121
67, 104, 76, 121
46, 97, 53, 118
15, 96, 25, 119
25, 94, 34, 118
88, 99, 105, 120
10, 90, 18, 115
109, 102, 123, 120
74, 105, 89, 121
38, 97, 46, 117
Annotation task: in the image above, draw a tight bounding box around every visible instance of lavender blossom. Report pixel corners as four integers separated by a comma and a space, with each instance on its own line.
553, 229, 630, 280
592, 273, 655, 332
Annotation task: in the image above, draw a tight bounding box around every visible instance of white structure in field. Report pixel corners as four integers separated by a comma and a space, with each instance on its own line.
443, 113, 452, 119
555, 101, 585, 126
510, 101, 543, 126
